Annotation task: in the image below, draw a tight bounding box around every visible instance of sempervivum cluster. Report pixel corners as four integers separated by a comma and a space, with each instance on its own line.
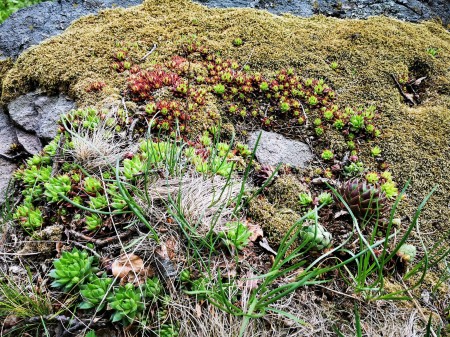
50, 248, 96, 291
253, 164, 278, 187
202, 56, 337, 126
128, 68, 181, 102
337, 179, 389, 221
300, 223, 332, 251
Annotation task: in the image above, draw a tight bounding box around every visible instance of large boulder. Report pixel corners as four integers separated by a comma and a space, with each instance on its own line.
0, 0, 143, 60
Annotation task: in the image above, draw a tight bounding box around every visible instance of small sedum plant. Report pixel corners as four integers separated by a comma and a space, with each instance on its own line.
298, 192, 313, 206
159, 324, 180, 337
50, 248, 96, 292
44, 175, 72, 203
321, 150, 334, 161
218, 222, 251, 251
79, 275, 114, 311
318, 192, 333, 206
108, 283, 145, 326
83, 176, 103, 194
141, 277, 162, 301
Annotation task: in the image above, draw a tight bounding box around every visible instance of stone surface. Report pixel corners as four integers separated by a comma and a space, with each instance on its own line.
196, 0, 450, 24
16, 129, 42, 155
7, 90, 76, 141
0, 107, 18, 154
7, 91, 40, 133
0, 159, 17, 205
0, 0, 143, 60
247, 130, 313, 168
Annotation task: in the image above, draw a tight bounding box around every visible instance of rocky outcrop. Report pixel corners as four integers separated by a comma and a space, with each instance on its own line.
8, 90, 75, 141
199, 0, 450, 24
0, 92, 76, 203
0, 0, 143, 60
248, 130, 313, 168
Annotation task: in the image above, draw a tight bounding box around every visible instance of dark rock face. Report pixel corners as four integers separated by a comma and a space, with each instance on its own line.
0, 0, 143, 60
196, 0, 450, 25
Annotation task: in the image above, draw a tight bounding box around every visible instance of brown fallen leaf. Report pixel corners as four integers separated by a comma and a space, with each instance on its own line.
245, 221, 263, 242
111, 253, 154, 285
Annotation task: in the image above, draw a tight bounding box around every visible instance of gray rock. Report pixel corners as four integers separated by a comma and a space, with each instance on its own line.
7, 90, 75, 141
0, 108, 18, 155
0, 159, 17, 205
247, 130, 313, 168
35, 93, 75, 140
7, 91, 40, 133
196, 0, 450, 24
0, 0, 143, 60
16, 129, 42, 155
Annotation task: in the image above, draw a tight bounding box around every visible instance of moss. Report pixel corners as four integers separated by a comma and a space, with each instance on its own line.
1, 0, 449, 243
266, 175, 308, 211
248, 196, 300, 245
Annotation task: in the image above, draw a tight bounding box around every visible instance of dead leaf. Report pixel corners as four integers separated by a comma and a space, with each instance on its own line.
111, 253, 154, 285
412, 76, 426, 86
245, 221, 263, 242
155, 243, 177, 278
195, 303, 202, 318
259, 238, 277, 256
334, 210, 348, 219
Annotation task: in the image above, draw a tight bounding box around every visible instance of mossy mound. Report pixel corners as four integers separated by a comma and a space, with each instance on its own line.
1, 0, 450, 237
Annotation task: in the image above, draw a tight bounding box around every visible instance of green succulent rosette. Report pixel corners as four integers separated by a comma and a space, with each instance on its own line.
49, 248, 96, 291
108, 283, 144, 326
300, 223, 332, 251
79, 275, 114, 310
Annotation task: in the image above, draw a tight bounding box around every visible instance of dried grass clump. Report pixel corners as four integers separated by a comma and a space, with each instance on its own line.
142, 173, 241, 234
67, 118, 132, 172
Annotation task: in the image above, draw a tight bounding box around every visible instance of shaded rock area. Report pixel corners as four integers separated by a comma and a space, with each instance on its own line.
8, 90, 76, 141
248, 130, 313, 168
196, 0, 450, 25
0, 0, 143, 60
0, 92, 76, 203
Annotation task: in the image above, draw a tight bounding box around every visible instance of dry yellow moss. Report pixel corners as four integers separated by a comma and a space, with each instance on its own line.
1, 0, 449, 238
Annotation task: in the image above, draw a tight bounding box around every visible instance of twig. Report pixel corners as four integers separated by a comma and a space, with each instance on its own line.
240, 46, 255, 72
299, 101, 309, 127
66, 228, 137, 248
390, 74, 416, 106
128, 118, 139, 141
140, 43, 158, 61
69, 240, 101, 259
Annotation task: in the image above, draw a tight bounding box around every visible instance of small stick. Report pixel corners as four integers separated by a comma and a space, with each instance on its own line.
66, 228, 136, 248
299, 101, 309, 127
140, 43, 158, 61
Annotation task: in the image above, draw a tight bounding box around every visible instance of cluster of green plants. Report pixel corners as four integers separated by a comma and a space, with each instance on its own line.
49, 247, 177, 333
3, 40, 449, 336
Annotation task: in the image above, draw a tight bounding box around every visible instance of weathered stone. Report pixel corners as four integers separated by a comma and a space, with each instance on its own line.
0, 107, 18, 155
0, 0, 144, 60
0, 159, 17, 205
7, 91, 76, 141
7, 91, 40, 133
247, 130, 313, 168
16, 129, 42, 155
35, 93, 75, 140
